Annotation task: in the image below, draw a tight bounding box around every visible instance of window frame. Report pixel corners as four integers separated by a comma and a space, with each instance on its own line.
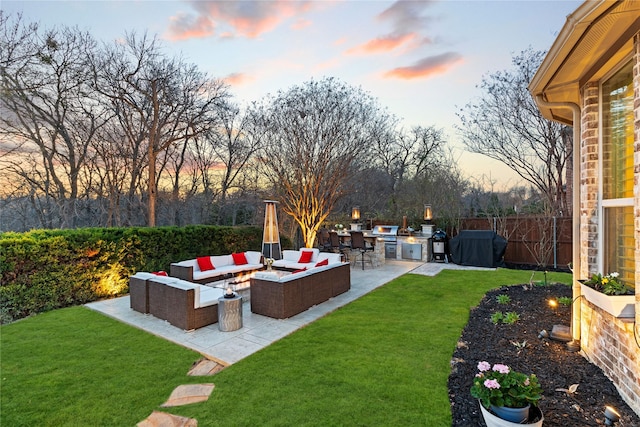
597, 57, 634, 287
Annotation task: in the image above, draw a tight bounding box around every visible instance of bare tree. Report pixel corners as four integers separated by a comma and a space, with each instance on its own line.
250, 77, 393, 248
371, 125, 446, 218
206, 102, 263, 224
93, 32, 229, 226
1, 15, 107, 228
456, 48, 571, 214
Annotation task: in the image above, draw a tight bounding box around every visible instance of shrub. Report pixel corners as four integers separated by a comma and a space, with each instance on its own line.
0, 225, 279, 323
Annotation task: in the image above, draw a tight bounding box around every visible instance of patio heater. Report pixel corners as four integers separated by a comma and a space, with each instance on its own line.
350, 206, 362, 231
262, 200, 281, 260
421, 204, 434, 237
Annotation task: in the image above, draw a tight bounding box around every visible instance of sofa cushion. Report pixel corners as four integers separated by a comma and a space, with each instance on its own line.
316, 253, 341, 264
315, 258, 328, 267
133, 272, 157, 280
211, 255, 232, 268
244, 251, 262, 265
198, 287, 225, 308
298, 250, 314, 263
197, 256, 215, 272
292, 267, 307, 274
232, 252, 248, 265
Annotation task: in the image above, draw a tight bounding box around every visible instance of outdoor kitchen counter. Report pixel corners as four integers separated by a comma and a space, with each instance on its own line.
395, 235, 432, 262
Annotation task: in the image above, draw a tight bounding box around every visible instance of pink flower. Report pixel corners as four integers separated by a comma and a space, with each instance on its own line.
484, 379, 501, 389
524, 378, 530, 386
477, 361, 491, 372
493, 364, 510, 374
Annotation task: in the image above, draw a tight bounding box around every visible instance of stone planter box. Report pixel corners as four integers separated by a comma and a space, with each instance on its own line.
580, 283, 635, 318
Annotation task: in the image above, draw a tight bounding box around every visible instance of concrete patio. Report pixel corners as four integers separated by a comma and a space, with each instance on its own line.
87, 260, 494, 365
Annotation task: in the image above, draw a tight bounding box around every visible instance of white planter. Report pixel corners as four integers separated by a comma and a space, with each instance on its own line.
580, 284, 635, 318
479, 402, 543, 427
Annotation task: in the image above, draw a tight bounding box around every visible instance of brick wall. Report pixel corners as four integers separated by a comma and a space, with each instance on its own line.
580, 82, 600, 279
576, 32, 640, 416
580, 303, 639, 413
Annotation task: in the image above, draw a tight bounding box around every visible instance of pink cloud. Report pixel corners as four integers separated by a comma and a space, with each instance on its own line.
384, 52, 463, 79
377, 1, 436, 33
166, 1, 316, 41
347, 33, 418, 55
224, 72, 253, 86
347, 1, 436, 56
166, 13, 215, 41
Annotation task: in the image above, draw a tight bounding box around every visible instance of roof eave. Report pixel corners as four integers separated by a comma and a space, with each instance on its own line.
528, 0, 622, 124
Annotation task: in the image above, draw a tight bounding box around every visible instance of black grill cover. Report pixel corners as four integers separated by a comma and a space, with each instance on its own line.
449, 230, 507, 268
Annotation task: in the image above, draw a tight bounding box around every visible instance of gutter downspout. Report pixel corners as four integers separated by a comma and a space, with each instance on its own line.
535, 95, 582, 349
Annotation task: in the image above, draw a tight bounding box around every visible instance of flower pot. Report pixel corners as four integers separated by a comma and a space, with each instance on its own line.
479, 401, 543, 426
490, 404, 529, 423
580, 283, 635, 318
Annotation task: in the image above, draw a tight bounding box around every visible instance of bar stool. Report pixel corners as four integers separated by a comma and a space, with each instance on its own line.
349, 231, 374, 270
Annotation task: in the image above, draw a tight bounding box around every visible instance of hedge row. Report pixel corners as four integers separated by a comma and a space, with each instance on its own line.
0, 225, 285, 323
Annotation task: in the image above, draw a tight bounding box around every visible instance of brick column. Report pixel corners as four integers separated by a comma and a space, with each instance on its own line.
580, 82, 599, 279
633, 32, 640, 325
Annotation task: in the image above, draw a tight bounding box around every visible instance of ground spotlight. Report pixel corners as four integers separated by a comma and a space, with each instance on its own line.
604, 405, 621, 426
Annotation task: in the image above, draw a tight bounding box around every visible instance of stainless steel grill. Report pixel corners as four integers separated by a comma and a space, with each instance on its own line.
372, 225, 399, 258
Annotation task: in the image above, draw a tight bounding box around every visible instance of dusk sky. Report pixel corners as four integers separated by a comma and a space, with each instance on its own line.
3, 0, 583, 187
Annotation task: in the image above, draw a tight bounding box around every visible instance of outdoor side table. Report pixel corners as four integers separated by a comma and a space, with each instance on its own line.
218, 294, 243, 331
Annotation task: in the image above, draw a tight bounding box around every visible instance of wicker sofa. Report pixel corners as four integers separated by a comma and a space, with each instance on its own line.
170, 251, 263, 284
271, 248, 341, 270
129, 272, 174, 314
250, 262, 350, 319
130, 273, 226, 330
148, 277, 226, 330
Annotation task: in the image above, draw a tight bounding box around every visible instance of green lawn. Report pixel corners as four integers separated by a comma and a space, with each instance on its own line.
1, 269, 571, 426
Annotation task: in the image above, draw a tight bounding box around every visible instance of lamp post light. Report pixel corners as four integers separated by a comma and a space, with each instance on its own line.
262, 200, 281, 260
421, 204, 434, 237
350, 206, 362, 231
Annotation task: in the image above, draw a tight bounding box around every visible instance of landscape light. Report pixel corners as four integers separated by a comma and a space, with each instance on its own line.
604, 405, 621, 425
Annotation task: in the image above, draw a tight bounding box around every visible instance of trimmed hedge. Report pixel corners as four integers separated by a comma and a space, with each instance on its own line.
0, 225, 287, 323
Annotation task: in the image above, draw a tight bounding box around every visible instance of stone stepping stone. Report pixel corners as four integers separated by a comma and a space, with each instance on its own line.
137, 410, 197, 426
161, 384, 215, 407
187, 358, 226, 376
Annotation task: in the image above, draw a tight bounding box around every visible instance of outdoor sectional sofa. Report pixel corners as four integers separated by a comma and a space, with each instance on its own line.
250, 262, 350, 319
271, 248, 341, 270
170, 251, 263, 284
129, 272, 226, 330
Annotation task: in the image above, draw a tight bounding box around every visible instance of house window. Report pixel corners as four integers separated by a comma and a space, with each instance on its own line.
601, 60, 634, 288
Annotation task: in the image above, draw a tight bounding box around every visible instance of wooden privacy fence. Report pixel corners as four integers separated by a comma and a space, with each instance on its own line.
449, 216, 572, 270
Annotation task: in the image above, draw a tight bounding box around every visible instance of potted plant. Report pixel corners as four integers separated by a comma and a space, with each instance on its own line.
265, 257, 275, 271
471, 361, 543, 426
580, 272, 634, 318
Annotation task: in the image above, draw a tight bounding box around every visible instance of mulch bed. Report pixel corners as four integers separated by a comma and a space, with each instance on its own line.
448, 283, 639, 426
